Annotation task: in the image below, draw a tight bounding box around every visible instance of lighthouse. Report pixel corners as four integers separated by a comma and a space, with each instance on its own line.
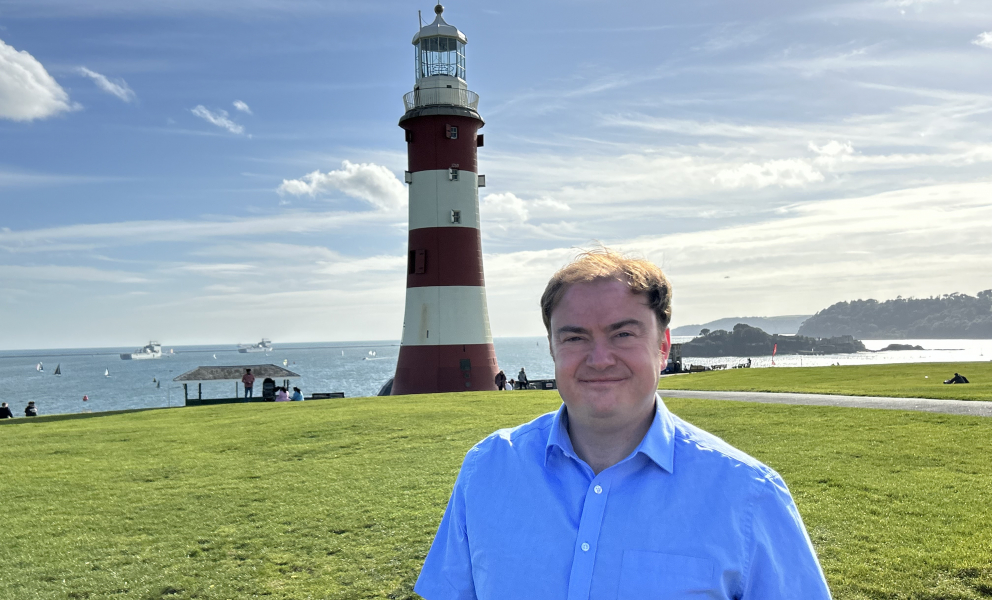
391, 4, 499, 395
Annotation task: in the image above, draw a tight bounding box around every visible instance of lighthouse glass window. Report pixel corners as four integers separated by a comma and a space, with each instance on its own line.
417, 37, 466, 79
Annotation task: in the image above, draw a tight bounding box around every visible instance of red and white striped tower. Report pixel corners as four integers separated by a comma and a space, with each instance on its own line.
391, 4, 498, 395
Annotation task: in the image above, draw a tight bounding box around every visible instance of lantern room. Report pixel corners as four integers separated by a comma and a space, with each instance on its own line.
404, 4, 478, 112
412, 5, 468, 83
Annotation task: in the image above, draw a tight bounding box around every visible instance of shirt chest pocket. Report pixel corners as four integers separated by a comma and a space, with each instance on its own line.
617, 550, 720, 600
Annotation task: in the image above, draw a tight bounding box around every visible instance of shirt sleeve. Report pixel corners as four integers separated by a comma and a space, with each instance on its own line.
741, 472, 832, 600
414, 449, 479, 600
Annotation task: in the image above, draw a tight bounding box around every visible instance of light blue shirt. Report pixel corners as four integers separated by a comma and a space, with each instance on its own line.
415, 395, 831, 600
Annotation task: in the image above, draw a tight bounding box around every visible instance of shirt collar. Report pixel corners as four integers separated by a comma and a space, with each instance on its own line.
545, 392, 675, 474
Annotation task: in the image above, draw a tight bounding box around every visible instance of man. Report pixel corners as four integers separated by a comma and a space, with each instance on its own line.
415, 249, 831, 599
24, 401, 38, 417
242, 368, 255, 399
0, 402, 13, 419
494, 370, 507, 391
517, 367, 529, 390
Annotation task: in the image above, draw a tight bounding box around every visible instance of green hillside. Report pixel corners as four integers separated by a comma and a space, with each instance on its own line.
798, 291, 992, 338
2, 391, 991, 599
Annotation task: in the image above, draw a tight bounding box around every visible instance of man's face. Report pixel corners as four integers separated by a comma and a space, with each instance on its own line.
549, 278, 670, 427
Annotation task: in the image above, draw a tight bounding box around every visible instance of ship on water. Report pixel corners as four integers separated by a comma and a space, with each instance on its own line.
238, 338, 273, 353
120, 341, 162, 360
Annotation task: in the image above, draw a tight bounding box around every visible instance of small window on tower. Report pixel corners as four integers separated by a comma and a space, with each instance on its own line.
415, 249, 426, 274
451, 210, 461, 224
446, 125, 458, 139
449, 168, 459, 181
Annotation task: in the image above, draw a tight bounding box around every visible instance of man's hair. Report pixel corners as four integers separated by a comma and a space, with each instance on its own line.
540, 248, 672, 333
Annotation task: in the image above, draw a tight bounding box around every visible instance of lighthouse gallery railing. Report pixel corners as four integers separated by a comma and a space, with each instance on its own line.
403, 88, 479, 112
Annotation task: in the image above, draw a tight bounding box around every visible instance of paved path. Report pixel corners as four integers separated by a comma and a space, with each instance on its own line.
658, 389, 992, 417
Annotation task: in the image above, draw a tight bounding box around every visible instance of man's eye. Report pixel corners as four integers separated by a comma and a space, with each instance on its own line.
615, 331, 633, 338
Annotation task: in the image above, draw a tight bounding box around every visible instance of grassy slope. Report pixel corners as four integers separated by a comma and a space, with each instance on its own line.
0, 392, 990, 599
660, 361, 992, 400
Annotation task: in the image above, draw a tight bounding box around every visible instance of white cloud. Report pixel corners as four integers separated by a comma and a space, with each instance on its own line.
233, 99, 252, 114
0, 264, 147, 283
973, 32, 992, 49
77, 67, 136, 102
190, 105, 244, 134
278, 160, 406, 211
712, 159, 824, 189
0, 38, 77, 121
481, 193, 571, 226
0, 210, 395, 252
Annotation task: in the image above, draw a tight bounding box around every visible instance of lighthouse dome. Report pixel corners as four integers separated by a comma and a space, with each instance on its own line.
412, 4, 467, 45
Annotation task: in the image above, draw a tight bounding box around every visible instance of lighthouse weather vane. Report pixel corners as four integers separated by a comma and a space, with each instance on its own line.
390, 4, 499, 395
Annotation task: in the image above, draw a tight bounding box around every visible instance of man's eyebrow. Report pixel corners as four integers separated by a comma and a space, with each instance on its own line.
607, 318, 645, 332
554, 325, 589, 336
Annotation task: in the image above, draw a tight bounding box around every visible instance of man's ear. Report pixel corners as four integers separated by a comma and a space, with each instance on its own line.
660, 328, 671, 365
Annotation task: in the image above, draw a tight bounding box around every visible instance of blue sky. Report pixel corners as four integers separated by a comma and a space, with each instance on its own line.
1, 0, 991, 349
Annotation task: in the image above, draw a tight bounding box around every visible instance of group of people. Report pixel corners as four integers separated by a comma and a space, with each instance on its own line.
0, 401, 36, 418
494, 367, 530, 391
241, 369, 304, 401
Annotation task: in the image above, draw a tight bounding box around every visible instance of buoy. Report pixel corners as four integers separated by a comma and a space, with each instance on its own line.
83, 395, 89, 401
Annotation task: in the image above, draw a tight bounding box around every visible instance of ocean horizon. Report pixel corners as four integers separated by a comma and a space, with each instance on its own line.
1, 337, 989, 418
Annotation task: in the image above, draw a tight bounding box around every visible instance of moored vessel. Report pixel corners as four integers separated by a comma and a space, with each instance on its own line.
120, 341, 163, 360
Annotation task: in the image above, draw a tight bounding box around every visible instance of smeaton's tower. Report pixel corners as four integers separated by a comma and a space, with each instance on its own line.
391, 4, 499, 395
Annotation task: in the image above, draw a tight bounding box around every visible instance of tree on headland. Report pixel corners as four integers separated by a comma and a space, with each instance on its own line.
797, 290, 992, 339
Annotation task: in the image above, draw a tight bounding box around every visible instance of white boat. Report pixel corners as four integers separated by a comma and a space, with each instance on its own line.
120, 341, 162, 360
238, 339, 273, 353
105, 368, 110, 377
36, 362, 43, 372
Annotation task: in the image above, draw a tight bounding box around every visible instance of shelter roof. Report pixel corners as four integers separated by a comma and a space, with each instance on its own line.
174, 364, 300, 382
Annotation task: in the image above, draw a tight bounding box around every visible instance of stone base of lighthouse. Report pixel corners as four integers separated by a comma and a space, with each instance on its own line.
393, 343, 498, 395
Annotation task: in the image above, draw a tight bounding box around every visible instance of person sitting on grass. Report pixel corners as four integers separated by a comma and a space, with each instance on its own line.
944, 372, 970, 384
0, 402, 13, 419
290, 387, 304, 401
275, 387, 290, 402
24, 401, 37, 417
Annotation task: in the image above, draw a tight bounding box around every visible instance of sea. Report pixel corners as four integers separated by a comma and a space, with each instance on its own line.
1, 337, 989, 418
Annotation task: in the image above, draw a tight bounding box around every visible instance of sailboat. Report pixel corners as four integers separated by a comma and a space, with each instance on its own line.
105, 368, 110, 377
54, 364, 61, 376
36, 362, 43, 372
283, 359, 288, 366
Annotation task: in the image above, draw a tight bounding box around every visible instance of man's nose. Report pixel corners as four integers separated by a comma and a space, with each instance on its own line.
585, 336, 617, 368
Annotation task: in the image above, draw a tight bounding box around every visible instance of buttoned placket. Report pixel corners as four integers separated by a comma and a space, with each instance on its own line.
566, 465, 613, 600
560, 450, 651, 600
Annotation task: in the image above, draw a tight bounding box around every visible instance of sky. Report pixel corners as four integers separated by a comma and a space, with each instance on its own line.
1, 0, 991, 350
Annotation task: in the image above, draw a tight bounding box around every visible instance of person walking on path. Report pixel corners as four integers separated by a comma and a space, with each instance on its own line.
517, 367, 528, 390
242, 369, 256, 399
24, 401, 37, 417
0, 402, 13, 419
494, 370, 507, 391
290, 387, 304, 401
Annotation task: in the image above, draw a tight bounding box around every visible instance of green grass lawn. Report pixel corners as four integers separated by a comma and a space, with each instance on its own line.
661, 361, 992, 400
2, 392, 991, 599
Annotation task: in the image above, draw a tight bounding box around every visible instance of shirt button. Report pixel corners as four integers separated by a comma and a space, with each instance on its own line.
594, 485, 603, 494
581, 542, 590, 552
